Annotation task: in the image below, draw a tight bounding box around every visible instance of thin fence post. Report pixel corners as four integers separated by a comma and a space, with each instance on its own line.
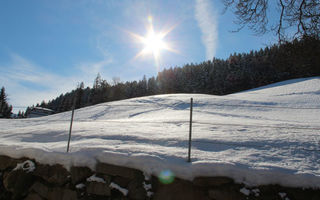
188, 98, 193, 162
67, 107, 75, 153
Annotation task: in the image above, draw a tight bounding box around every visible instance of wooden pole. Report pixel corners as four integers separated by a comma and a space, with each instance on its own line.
188, 98, 193, 162
67, 107, 75, 153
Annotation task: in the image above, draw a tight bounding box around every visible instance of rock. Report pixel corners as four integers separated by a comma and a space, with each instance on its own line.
0, 155, 19, 170
0, 182, 12, 200
208, 189, 245, 200
128, 185, 146, 200
257, 185, 320, 200
285, 187, 320, 200
113, 176, 131, 188
101, 174, 112, 184
86, 182, 111, 196
30, 182, 76, 200
153, 178, 210, 200
96, 162, 141, 179
193, 177, 234, 187
60, 188, 77, 200
127, 177, 146, 200
24, 192, 43, 200
46, 187, 77, 200
29, 182, 49, 199
3, 169, 35, 199
70, 166, 92, 184
34, 164, 69, 186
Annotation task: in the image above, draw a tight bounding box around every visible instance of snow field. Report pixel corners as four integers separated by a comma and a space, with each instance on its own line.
0, 77, 319, 188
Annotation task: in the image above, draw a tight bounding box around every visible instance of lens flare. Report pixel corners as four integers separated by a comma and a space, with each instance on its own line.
148, 15, 153, 23
158, 169, 175, 184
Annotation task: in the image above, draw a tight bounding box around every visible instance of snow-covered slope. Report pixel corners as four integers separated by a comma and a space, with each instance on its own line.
0, 77, 319, 188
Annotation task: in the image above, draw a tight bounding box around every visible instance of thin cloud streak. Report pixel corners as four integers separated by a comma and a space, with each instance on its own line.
195, 0, 218, 60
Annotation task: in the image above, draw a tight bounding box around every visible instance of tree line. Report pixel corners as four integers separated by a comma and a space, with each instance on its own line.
2, 35, 318, 118
28, 36, 318, 115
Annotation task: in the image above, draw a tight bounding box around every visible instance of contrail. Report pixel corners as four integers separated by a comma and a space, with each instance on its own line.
195, 0, 218, 60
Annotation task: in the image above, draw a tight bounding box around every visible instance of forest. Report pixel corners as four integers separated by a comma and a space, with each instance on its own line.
16, 35, 320, 117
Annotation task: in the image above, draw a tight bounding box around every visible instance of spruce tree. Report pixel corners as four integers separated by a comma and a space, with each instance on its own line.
75, 82, 84, 109
0, 87, 12, 118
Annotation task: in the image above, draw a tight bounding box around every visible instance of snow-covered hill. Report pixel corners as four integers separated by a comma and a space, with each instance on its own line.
0, 77, 319, 188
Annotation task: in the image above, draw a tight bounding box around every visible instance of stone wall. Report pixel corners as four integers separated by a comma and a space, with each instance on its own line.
0, 155, 319, 200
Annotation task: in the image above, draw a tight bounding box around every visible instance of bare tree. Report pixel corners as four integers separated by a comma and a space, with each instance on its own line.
223, 0, 320, 42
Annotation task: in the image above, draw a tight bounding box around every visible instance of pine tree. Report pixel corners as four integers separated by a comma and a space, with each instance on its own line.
90, 74, 104, 104
93, 73, 102, 89
0, 87, 12, 118
75, 82, 84, 109
137, 75, 147, 97
0, 87, 5, 117
147, 77, 158, 95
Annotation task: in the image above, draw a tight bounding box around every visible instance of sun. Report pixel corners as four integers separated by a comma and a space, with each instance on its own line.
129, 16, 177, 65
140, 28, 168, 59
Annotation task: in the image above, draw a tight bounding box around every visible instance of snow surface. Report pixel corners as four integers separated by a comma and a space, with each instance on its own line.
143, 182, 152, 191
13, 160, 36, 173
110, 182, 128, 196
86, 174, 106, 183
75, 183, 86, 189
0, 77, 319, 188
251, 189, 260, 197
147, 191, 154, 198
279, 192, 290, 200
240, 187, 250, 196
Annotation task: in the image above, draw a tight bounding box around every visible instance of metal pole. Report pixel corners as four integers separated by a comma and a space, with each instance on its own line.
188, 98, 193, 162
67, 107, 75, 153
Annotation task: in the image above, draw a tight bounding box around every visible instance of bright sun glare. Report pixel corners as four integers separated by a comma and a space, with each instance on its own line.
130, 16, 176, 66
141, 29, 168, 58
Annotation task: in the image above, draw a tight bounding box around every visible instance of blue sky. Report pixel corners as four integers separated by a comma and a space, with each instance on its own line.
0, 0, 277, 112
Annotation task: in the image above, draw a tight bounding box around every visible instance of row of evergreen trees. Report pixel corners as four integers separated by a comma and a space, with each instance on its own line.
26, 36, 320, 115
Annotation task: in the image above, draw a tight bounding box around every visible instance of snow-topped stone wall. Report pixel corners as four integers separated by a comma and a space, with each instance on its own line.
0, 155, 319, 200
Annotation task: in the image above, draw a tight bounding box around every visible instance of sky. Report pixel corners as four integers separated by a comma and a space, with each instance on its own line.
0, 0, 278, 113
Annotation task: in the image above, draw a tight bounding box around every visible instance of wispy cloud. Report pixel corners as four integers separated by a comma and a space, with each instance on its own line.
0, 53, 113, 113
76, 57, 113, 80
195, 0, 218, 60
